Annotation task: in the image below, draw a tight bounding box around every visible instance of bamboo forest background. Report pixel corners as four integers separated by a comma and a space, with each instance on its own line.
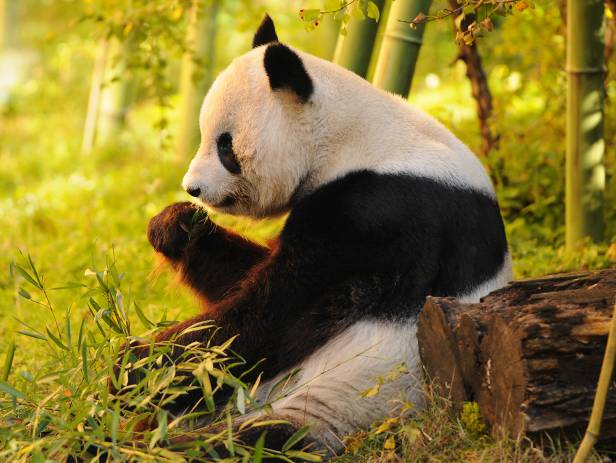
0, 0, 615, 461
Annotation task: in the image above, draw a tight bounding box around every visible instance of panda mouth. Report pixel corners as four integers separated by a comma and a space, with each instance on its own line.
214, 195, 237, 208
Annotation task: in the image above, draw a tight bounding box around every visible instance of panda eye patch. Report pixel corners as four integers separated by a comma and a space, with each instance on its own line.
216, 132, 241, 175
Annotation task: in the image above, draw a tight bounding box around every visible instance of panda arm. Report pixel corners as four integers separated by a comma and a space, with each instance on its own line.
152, 223, 356, 379
147, 202, 270, 303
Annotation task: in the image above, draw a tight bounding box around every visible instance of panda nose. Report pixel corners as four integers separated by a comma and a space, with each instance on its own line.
186, 186, 201, 198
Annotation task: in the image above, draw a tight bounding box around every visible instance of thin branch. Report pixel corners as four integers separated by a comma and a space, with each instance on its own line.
446, 0, 498, 156
398, 0, 521, 27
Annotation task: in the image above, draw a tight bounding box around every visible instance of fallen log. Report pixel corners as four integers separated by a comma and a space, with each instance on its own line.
417, 269, 616, 445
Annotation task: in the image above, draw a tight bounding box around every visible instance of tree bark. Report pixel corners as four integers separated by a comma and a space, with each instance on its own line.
447, 0, 497, 156
417, 269, 616, 446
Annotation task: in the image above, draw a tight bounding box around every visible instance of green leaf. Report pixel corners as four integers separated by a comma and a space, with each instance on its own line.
14, 265, 41, 289
352, 6, 365, 20
0, 381, 25, 399
282, 425, 311, 452
367, 1, 380, 21
77, 317, 86, 350
95, 272, 109, 292
300, 8, 321, 22
46, 327, 69, 351
17, 330, 47, 341
18, 288, 31, 300
252, 431, 266, 463
285, 450, 322, 461
81, 341, 89, 382
2, 341, 15, 382
158, 409, 168, 443
111, 402, 120, 444
26, 254, 42, 285
134, 302, 154, 329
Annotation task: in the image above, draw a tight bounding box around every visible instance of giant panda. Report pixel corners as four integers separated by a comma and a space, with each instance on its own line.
144, 14, 512, 458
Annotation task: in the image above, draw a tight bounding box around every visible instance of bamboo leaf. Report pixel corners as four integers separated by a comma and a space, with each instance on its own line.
0, 381, 25, 399
18, 288, 31, 300
158, 409, 168, 443
26, 254, 42, 286
81, 341, 89, 382
14, 265, 41, 289
367, 1, 380, 21
77, 318, 86, 350
2, 342, 15, 382
18, 330, 47, 341
299, 8, 321, 22
252, 431, 266, 463
284, 450, 322, 461
46, 328, 69, 351
134, 302, 154, 329
282, 425, 311, 452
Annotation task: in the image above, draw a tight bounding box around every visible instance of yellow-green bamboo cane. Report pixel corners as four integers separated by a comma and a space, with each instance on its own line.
333, 0, 385, 78
371, 0, 432, 96
176, 0, 220, 161
565, 0, 606, 250
97, 35, 136, 145
573, 302, 616, 463
0, 0, 18, 50
366, 0, 393, 82
81, 38, 110, 156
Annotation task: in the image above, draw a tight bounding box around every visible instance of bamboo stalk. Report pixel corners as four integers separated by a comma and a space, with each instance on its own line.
0, 0, 18, 50
365, 0, 393, 82
82, 38, 110, 156
573, 302, 616, 463
565, 0, 606, 250
97, 35, 136, 146
176, 0, 220, 160
371, 0, 432, 96
333, 0, 385, 78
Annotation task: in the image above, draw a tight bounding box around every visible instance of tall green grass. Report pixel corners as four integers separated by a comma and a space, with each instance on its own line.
1, 253, 321, 462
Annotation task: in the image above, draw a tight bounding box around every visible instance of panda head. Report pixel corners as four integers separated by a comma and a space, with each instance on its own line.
182, 15, 320, 218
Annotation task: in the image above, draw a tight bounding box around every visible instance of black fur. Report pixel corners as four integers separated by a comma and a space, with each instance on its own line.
264, 44, 313, 102
217, 132, 241, 174
147, 202, 269, 303
252, 14, 278, 48
147, 171, 507, 379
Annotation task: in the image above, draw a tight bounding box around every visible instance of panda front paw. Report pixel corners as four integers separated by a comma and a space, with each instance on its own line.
147, 202, 209, 260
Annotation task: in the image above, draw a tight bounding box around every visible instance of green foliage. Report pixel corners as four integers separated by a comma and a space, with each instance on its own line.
459, 402, 486, 439
300, 0, 381, 34
0, 256, 318, 461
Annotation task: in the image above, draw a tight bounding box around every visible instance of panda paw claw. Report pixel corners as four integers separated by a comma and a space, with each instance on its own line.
147, 202, 208, 260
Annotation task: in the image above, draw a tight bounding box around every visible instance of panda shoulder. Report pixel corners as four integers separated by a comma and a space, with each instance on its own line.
283, 170, 417, 242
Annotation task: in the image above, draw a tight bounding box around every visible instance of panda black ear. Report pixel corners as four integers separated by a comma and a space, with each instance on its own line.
263, 43, 314, 103
253, 14, 278, 48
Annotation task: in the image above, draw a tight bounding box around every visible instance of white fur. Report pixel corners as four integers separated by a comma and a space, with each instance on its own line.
256, 319, 423, 453
182, 45, 495, 218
